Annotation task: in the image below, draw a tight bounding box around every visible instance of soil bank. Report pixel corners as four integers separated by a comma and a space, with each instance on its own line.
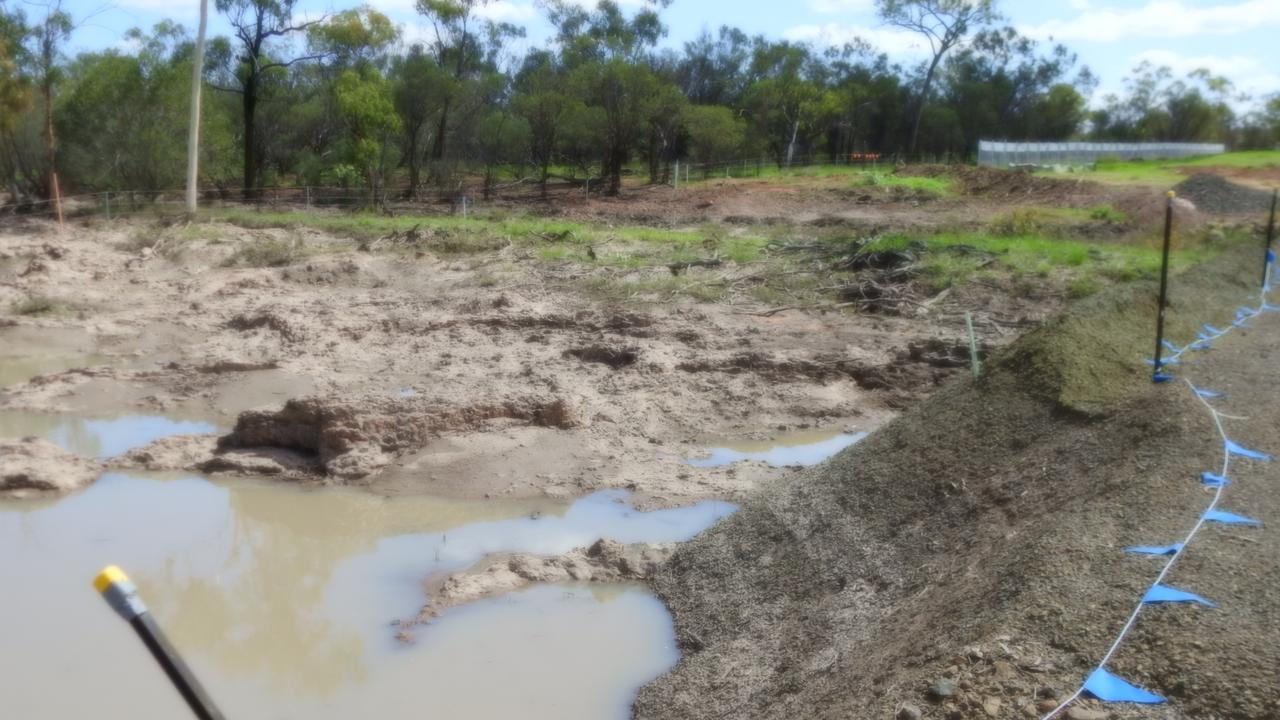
636, 240, 1280, 719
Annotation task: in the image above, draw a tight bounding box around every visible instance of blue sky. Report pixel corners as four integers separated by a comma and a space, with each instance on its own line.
52, 0, 1280, 107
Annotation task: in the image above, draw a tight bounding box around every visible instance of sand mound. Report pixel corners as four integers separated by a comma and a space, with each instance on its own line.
0, 438, 102, 497
636, 241, 1279, 719
1173, 174, 1274, 215
218, 394, 579, 480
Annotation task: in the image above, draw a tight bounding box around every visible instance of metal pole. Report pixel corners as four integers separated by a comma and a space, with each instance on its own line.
965, 311, 981, 379
94, 566, 225, 720
184, 0, 208, 218
1152, 191, 1176, 380
1263, 189, 1277, 290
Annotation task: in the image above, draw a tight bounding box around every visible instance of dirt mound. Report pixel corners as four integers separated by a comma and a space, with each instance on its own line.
1173, 174, 1274, 215
217, 394, 579, 480
899, 165, 1100, 202
636, 240, 1279, 719
408, 539, 673, 633
0, 438, 102, 497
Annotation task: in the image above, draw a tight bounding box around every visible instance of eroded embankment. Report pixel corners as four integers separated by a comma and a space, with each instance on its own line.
636, 241, 1279, 720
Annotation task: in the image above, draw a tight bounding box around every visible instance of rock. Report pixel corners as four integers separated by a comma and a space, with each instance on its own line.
0, 438, 102, 497
1065, 708, 1108, 720
897, 704, 923, 720
993, 660, 1015, 680
931, 678, 959, 700
982, 697, 1001, 717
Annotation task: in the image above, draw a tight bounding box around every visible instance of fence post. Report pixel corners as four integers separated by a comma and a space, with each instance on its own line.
965, 312, 981, 379
104, 191, 111, 221
1264, 189, 1278, 290
1152, 191, 1176, 381
51, 173, 65, 232
674, 160, 679, 190
305, 186, 311, 210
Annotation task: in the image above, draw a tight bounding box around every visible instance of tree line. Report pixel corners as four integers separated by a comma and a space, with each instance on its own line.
1, 0, 1278, 203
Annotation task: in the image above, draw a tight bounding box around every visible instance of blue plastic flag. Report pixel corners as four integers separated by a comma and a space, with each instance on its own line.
1190, 340, 1212, 350
1225, 439, 1271, 461
1152, 373, 1176, 384
1161, 340, 1181, 353
1268, 249, 1276, 263
1125, 543, 1184, 556
1238, 307, 1258, 318
1203, 324, 1225, 335
1192, 386, 1223, 399
1083, 668, 1165, 704
1201, 472, 1230, 487
1143, 585, 1216, 607
1205, 509, 1261, 526
1264, 303, 1280, 313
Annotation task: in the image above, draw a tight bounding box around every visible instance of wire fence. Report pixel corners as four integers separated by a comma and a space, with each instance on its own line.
978, 141, 1225, 168
0, 151, 978, 221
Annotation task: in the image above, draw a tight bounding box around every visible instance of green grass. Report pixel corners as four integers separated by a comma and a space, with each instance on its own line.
1080, 151, 1280, 187
987, 205, 1130, 235
221, 237, 306, 267
855, 172, 954, 196
861, 231, 1219, 292
206, 208, 771, 268
11, 295, 70, 316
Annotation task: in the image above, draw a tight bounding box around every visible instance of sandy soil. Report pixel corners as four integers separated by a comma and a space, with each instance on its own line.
0, 210, 1015, 507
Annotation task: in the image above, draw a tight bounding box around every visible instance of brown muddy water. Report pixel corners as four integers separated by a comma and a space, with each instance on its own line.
1, 371, 737, 719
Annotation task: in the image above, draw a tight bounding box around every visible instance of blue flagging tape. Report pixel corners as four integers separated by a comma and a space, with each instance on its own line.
1204, 509, 1261, 526
1083, 669, 1166, 704
1142, 585, 1216, 608
1225, 439, 1271, 461
1269, 250, 1277, 263
1054, 273, 1275, 720
1125, 543, 1184, 556
1201, 472, 1230, 487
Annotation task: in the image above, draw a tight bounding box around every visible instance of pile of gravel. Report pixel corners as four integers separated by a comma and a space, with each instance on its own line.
1173, 174, 1273, 215
636, 242, 1280, 720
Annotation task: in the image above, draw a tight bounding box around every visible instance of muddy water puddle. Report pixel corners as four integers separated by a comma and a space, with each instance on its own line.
688, 429, 868, 468
0, 473, 735, 719
0, 411, 218, 458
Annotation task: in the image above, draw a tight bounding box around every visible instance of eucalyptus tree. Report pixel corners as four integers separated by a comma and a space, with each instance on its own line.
876, 0, 998, 154
415, 0, 522, 165
213, 0, 326, 197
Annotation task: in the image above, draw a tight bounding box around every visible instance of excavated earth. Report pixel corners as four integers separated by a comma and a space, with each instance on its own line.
635, 241, 1280, 719
0, 213, 1004, 506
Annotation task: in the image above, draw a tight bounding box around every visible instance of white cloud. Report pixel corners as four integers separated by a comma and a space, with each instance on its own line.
1022, 0, 1280, 42
809, 0, 875, 13
1130, 49, 1280, 99
783, 23, 932, 56
475, 1, 539, 23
